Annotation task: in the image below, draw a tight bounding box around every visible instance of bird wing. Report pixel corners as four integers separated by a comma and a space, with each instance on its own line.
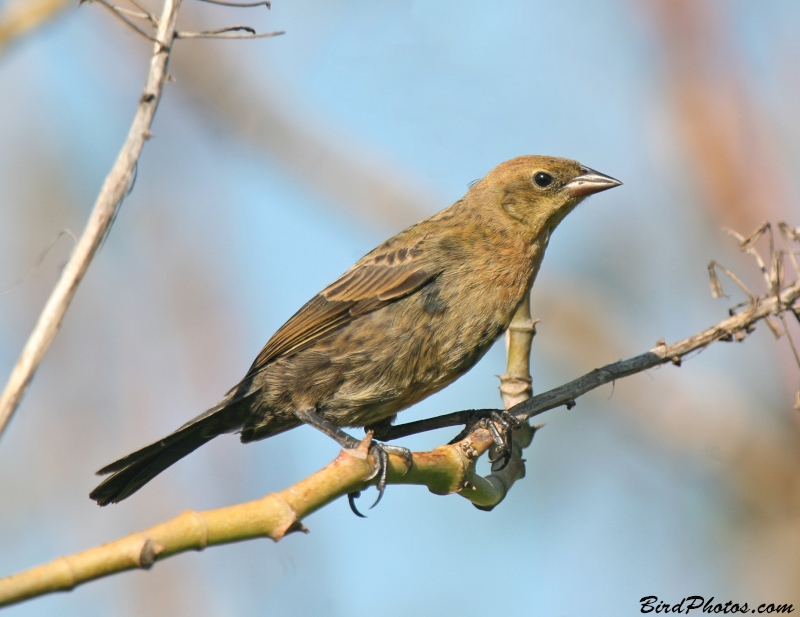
243, 242, 438, 380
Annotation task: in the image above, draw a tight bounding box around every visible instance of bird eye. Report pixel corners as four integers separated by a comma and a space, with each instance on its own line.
533, 172, 554, 188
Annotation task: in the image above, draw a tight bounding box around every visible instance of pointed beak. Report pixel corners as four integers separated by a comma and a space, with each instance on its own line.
564, 166, 622, 198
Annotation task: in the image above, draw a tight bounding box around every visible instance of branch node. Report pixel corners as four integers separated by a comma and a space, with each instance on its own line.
498, 376, 532, 400
54, 557, 77, 590
186, 510, 210, 549
459, 440, 478, 460
671, 356, 682, 367
138, 538, 162, 569
286, 522, 309, 535
507, 318, 540, 333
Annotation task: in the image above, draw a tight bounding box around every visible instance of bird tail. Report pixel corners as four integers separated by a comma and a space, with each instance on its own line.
89, 401, 249, 506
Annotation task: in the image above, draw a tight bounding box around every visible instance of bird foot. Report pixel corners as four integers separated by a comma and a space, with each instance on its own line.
348, 439, 412, 517
470, 410, 521, 470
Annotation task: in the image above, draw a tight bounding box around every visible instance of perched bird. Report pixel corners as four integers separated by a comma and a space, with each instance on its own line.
90, 155, 620, 508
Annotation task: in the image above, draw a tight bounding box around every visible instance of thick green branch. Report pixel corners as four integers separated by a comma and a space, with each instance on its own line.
0, 430, 523, 607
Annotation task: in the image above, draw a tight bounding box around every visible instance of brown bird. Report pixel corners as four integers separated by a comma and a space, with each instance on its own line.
90, 155, 620, 509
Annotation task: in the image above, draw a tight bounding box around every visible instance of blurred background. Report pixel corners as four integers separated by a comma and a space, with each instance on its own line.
1, 0, 800, 614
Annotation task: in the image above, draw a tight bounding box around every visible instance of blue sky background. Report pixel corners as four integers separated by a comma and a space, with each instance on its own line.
1, 0, 800, 615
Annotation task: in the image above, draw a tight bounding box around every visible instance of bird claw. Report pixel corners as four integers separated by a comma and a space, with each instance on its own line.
479, 410, 521, 471
347, 441, 412, 517
348, 491, 367, 518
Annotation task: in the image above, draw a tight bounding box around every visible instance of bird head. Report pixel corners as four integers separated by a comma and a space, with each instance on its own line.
477, 155, 621, 233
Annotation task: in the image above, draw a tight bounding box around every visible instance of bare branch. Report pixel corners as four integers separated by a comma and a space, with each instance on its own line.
110, 5, 152, 21
82, 0, 159, 42
779, 311, 800, 367
478, 291, 540, 508
500, 293, 537, 409
0, 0, 182, 440
725, 223, 773, 291
707, 260, 755, 299
195, 0, 271, 8
778, 222, 800, 276
509, 277, 800, 424
175, 27, 283, 39
763, 315, 784, 339
0, 230, 77, 297
185, 24, 254, 34
707, 261, 726, 298
125, 0, 158, 25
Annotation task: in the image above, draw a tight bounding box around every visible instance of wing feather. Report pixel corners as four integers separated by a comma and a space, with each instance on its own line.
242, 242, 438, 380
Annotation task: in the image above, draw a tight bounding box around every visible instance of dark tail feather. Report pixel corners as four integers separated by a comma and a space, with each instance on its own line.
90, 403, 247, 506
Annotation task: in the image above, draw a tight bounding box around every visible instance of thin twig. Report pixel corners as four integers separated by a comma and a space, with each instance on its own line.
779, 311, 800, 368
190, 24, 255, 35
83, 0, 159, 42
708, 259, 756, 299
0, 0, 182, 440
175, 28, 283, 39
725, 223, 771, 289
0, 230, 77, 297
778, 222, 800, 276
111, 5, 151, 21
509, 277, 800, 424
776, 222, 800, 367
126, 0, 158, 25
195, 0, 271, 7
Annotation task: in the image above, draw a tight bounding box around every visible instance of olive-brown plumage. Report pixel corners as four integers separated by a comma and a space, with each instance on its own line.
90, 156, 620, 505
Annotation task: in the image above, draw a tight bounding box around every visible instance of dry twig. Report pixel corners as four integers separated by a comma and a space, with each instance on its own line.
196, 0, 271, 8
83, 0, 159, 41
0, 0, 183, 440
81, 0, 284, 43
175, 26, 283, 39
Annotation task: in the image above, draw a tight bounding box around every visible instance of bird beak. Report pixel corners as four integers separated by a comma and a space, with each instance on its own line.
564, 167, 622, 198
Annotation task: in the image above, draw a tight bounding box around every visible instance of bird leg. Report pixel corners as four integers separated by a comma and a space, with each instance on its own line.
294, 408, 411, 516
294, 407, 361, 448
